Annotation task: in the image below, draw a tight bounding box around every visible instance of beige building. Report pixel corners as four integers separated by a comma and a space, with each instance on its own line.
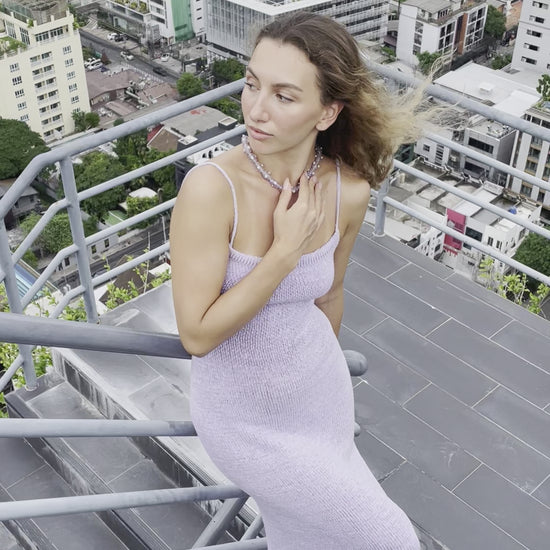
0, 0, 89, 142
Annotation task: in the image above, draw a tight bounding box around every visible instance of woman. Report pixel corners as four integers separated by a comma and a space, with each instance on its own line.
170, 12, 421, 549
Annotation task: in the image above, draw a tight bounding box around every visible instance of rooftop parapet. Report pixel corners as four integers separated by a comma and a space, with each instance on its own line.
0, 0, 68, 26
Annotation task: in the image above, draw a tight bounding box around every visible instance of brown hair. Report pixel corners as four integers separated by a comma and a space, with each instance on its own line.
255, 12, 425, 188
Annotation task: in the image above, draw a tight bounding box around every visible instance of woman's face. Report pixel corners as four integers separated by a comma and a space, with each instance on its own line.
241, 38, 338, 154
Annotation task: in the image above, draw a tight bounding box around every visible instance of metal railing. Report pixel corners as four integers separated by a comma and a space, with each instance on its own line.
1, 60, 550, 548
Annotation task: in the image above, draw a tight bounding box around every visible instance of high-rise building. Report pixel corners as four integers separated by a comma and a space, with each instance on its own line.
0, 0, 89, 142
205, 0, 389, 60
509, 105, 550, 221
395, 0, 488, 67
100, 0, 194, 44
510, 0, 550, 73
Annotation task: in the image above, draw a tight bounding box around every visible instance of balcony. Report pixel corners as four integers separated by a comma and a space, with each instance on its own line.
0, 68, 550, 550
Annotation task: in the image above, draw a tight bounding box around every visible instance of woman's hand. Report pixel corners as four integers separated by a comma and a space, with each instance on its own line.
271, 172, 328, 264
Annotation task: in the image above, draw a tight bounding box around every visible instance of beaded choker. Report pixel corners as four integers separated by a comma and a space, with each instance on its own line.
241, 135, 323, 193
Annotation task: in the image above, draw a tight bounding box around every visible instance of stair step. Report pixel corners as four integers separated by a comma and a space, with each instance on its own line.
0, 521, 25, 550
0, 438, 129, 550
6, 372, 235, 549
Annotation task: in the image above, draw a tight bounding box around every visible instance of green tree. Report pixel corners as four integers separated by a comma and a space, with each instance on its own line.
536, 74, 550, 102
114, 129, 148, 167
484, 5, 506, 41
208, 98, 243, 123
177, 72, 204, 99
72, 110, 100, 132
73, 152, 127, 220
491, 53, 512, 70
514, 232, 550, 280
20, 212, 97, 255
211, 58, 245, 84
126, 195, 159, 228
415, 51, 442, 75
0, 119, 49, 179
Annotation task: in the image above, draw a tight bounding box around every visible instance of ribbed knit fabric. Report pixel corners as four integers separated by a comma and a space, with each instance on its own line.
189, 162, 420, 550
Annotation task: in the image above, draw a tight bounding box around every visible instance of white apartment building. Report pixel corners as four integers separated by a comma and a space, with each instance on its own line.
0, 0, 89, 142
511, 0, 550, 73
509, 105, 550, 220
100, 0, 194, 44
205, 0, 389, 60
396, 0, 487, 67
441, 184, 541, 280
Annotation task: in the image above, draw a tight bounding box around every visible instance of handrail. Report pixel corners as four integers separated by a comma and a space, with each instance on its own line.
0, 419, 196, 438
0, 484, 246, 522
0, 311, 190, 358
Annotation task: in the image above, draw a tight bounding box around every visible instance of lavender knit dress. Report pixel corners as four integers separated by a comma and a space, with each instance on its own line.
189, 162, 419, 550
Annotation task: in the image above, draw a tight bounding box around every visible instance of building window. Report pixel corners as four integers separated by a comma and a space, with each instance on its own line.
67, 71, 76, 80
527, 29, 542, 37
15, 89, 24, 98
50, 27, 65, 38
5, 21, 16, 39
487, 236, 494, 247
521, 56, 537, 65
19, 28, 30, 45
63, 45, 72, 54
36, 31, 49, 42
71, 96, 79, 104
520, 183, 532, 195
538, 190, 545, 202
423, 144, 431, 152
104, 239, 110, 248
20, 114, 29, 122
69, 83, 77, 92
524, 43, 539, 50
91, 245, 97, 254
9, 63, 19, 72
65, 58, 74, 67
12, 76, 22, 86
17, 102, 27, 111
529, 15, 545, 23
467, 137, 494, 154
532, 1, 548, 8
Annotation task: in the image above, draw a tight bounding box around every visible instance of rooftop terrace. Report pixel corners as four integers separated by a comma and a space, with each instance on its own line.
1, 65, 550, 549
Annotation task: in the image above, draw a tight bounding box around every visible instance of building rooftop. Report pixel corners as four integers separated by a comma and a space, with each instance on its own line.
29, 221, 547, 549
435, 63, 540, 109
403, 0, 450, 14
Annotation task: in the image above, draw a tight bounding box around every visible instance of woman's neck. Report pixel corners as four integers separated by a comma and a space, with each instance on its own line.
248, 139, 319, 189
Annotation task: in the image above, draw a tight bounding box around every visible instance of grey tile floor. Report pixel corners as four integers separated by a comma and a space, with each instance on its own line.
340, 225, 550, 550
21, 222, 550, 549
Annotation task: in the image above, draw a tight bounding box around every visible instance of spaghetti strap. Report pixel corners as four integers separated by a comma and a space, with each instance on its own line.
187, 161, 238, 247
335, 159, 342, 232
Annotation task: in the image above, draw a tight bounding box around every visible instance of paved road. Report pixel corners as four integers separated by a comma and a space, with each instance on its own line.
79, 30, 179, 85
53, 222, 168, 289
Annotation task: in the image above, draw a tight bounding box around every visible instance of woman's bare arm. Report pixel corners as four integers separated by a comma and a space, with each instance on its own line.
170, 165, 327, 357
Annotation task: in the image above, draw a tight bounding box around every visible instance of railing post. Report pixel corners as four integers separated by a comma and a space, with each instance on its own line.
373, 175, 393, 237
59, 157, 98, 323
0, 222, 37, 389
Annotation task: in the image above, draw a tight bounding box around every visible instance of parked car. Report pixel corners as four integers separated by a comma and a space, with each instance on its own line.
86, 59, 103, 71
120, 50, 134, 61
160, 53, 170, 62
153, 66, 168, 76
107, 32, 119, 40
114, 34, 124, 42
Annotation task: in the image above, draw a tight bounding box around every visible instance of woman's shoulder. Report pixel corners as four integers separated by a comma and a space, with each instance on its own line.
334, 160, 370, 201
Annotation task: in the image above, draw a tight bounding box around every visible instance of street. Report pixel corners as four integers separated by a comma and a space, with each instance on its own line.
53, 221, 169, 289
79, 30, 179, 85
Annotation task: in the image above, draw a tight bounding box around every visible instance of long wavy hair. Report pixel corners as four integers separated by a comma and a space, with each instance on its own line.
254, 12, 425, 188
